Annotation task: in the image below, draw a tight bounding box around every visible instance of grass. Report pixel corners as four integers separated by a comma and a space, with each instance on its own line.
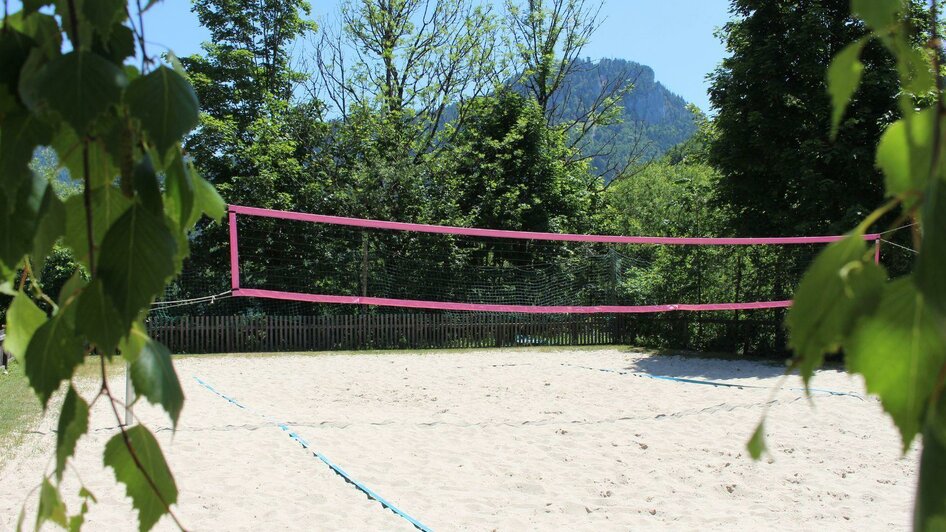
0, 359, 42, 468
0, 356, 124, 468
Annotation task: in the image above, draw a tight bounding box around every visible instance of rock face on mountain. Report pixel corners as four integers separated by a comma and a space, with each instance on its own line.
441, 57, 697, 182
550, 57, 697, 182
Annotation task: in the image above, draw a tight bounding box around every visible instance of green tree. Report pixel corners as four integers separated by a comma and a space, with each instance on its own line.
604, 160, 724, 244
1, 1, 223, 530
316, 0, 498, 155
708, 0, 913, 237
446, 90, 599, 235
604, 109, 793, 354
177, 0, 326, 307
0, 149, 80, 325
319, 105, 455, 222
310, 0, 502, 242
752, 1, 946, 529
182, 0, 320, 207
504, 0, 642, 183
30, 149, 82, 310
602, 125, 776, 352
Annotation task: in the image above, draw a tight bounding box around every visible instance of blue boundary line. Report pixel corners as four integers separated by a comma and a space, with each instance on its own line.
194, 376, 433, 532
562, 364, 863, 399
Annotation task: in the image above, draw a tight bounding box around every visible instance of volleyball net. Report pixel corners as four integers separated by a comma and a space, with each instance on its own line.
225, 205, 882, 315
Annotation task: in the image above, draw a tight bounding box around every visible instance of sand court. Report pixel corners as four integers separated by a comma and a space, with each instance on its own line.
0, 348, 918, 531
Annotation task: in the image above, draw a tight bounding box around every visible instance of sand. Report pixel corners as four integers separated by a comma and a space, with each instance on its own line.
0, 348, 919, 531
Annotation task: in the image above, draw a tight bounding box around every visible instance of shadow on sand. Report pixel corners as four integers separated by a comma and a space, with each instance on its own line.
624, 350, 790, 381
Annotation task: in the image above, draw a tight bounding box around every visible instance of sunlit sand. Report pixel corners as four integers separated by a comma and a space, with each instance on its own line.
0, 348, 917, 531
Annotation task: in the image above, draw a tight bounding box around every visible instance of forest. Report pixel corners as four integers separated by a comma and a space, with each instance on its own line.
168, 0, 918, 354
2, 1, 945, 530
12, 0, 923, 356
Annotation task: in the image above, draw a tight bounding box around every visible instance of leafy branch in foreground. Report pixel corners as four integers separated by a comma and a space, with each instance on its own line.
0, 1, 223, 530
749, 0, 946, 529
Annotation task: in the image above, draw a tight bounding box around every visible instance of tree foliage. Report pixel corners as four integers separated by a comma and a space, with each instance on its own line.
750, 1, 946, 529
177, 0, 325, 310
446, 90, 598, 234
708, 0, 911, 236
315, 0, 498, 154
0, 1, 223, 530
504, 0, 642, 182
505, 0, 607, 121
182, 0, 319, 205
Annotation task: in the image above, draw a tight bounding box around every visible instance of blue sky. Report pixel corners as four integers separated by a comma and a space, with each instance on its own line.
115, 1, 732, 111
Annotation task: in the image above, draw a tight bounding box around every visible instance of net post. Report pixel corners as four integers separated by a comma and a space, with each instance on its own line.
609, 250, 621, 343
229, 206, 241, 291
361, 235, 369, 348
873, 238, 881, 264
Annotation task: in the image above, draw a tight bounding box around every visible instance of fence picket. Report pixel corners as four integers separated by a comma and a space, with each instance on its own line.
147, 313, 779, 355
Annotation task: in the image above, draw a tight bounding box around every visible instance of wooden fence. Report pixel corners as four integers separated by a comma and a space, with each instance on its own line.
147, 313, 782, 355
148, 313, 633, 353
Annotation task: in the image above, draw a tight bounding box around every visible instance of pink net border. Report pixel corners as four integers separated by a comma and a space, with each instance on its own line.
233, 288, 793, 313
227, 205, 882, 314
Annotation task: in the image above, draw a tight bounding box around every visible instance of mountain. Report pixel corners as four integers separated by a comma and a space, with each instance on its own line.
548, 58, 698, 182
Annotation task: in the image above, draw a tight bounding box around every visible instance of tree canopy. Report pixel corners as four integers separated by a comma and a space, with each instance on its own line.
708, 0, 909, 236
4, 0, 945, 528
